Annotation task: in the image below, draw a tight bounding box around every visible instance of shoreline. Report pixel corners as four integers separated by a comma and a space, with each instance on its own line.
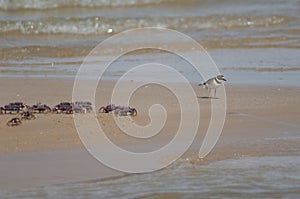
0, 77, 299, 191
1, 68, 300, 87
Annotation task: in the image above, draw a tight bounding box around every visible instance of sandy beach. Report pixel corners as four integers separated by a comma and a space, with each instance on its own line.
0, 77, 299, 192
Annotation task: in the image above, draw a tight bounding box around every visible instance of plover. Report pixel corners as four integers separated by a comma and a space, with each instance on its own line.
198, 75, 227, 98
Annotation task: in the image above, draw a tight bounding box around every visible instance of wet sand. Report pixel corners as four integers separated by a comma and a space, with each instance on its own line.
0, 77, 299, 191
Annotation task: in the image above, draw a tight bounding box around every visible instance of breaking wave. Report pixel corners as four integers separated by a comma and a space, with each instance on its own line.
0, 15, 287, 35
0, 0, 175, 10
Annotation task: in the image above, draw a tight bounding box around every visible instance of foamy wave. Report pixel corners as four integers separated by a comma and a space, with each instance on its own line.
0, 15, 287, 35
0, 0, 174, 10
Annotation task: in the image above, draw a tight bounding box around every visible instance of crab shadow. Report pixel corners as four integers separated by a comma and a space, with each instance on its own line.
197, 96, 220, 99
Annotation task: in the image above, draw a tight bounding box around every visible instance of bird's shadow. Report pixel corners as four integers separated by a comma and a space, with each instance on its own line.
197, 96, 219, 99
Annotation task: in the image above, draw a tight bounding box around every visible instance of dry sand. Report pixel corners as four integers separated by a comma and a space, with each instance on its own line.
0, 77, 299, 191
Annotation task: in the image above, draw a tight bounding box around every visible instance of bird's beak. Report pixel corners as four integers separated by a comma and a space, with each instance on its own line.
223, 78, 227, 81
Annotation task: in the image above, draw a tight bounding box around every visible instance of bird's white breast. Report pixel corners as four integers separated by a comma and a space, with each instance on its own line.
205, 78, 222, 89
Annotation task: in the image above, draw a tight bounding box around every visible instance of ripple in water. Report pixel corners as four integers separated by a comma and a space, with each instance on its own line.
5, 155, 300, 199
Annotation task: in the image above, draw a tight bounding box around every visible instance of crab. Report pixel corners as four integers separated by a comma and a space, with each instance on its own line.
72, 101, 93, 113
74, 101, 92, 112
72, 104, 87, 113
98, 104, 117, 113
31, 103, 52, 113
11, 102, 29, 112
7, 117, 22, 127
2, 102, 29, 114
53, 102, 73, 114
2, 104, 19, 114
114, 106, 137, 117
20, 111, 36, 120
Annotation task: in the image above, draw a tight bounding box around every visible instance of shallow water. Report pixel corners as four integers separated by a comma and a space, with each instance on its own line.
0, 0, 299, 85
4, 154, 300, 199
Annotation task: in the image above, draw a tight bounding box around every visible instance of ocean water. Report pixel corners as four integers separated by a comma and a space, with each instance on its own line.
0, 0, 299, 85
4, 154, 300, 199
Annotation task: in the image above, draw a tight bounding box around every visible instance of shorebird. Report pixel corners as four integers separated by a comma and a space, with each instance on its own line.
198, 75, 227, 98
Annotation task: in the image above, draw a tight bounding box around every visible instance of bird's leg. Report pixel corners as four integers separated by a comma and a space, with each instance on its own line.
208, 88, 211, 97
214, 88, 217, 98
